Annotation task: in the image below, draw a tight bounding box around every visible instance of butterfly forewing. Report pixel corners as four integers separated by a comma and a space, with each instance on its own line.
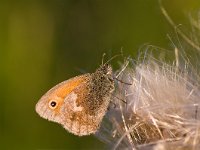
35, 74, 90, 125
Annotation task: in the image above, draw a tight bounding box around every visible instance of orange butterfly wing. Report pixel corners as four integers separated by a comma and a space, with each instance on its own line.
36, 74, 104, 135
35, 74, 91, 131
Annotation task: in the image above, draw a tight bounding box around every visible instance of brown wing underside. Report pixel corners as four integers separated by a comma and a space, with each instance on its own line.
60, 77, 103, 136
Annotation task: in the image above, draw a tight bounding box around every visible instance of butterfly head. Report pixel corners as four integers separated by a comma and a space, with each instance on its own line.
96, 63, 113, 76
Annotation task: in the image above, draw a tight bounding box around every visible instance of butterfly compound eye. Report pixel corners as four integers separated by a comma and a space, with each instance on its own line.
49, 100, 57, 109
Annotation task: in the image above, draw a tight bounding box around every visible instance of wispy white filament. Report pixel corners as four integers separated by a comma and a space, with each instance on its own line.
95, 5, 200, 149
96, 53, 200, 150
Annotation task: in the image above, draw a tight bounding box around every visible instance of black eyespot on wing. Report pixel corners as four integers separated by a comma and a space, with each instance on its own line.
49, 100, 57, 109
50, 101, 57, 107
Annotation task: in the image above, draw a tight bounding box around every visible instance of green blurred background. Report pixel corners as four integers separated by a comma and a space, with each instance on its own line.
1, 0, 200, 149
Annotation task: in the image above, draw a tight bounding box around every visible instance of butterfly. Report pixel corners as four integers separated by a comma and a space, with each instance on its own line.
35, 63, 115, 136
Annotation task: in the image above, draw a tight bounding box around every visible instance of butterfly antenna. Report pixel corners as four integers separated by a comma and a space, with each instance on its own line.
102, 53, 106, 65
104, 53, 123, 65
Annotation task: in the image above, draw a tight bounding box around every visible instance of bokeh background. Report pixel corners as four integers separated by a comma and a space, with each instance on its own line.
1, 0, 200, 149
